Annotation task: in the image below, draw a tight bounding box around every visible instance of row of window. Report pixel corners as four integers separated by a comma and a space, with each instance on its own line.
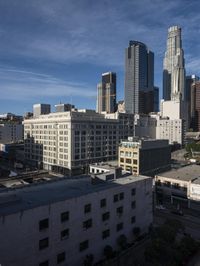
40, 202, 136, 234
39, 216, 136, 266
39, 216, 136, 251
39, 212, 69, 231
40, 192, 136, 229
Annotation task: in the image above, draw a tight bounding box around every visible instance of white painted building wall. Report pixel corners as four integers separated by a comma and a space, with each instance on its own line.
0, 176, 153, 266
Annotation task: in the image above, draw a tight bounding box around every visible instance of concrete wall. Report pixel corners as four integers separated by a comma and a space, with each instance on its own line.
0, 178, 152, 266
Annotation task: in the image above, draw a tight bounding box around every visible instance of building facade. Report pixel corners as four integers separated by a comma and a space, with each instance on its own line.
24, 110, 137, 175
186, 75, 200, 128
0, 122, 23, 144
0, 174, 153, 266
97, 72, 117, 113
33, 104, 51, 118
153, 86, 159, 112
118, 137, 171, 176
134, 113, 185, 145
105, 112, 135, 141
55, 103, 75, 113
163, 26, 186, 101
24, 110, 120, 175
155, 164, 200, 211
124, 41, 154, 114
190, 81, 200, 131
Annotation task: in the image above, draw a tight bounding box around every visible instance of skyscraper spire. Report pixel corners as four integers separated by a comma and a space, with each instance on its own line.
163, 26, 185, 101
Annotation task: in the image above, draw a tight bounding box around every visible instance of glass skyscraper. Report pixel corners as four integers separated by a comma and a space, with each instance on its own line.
124, 41, 154, 114
97, 72, 117, 113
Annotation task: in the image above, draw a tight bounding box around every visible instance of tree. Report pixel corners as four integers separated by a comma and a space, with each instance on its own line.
133, 227, 141, 239
117, 234, 127, 250
83, 254, 94, 266
104, 245, 114, 259
179, 235, 199, 261
164, 219, 185, 233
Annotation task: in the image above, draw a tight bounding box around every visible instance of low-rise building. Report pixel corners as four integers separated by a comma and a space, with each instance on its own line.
155, 164, 200, 210
118, 137, 171, 176
89, 164, 122, 180
0, 173, 153, 266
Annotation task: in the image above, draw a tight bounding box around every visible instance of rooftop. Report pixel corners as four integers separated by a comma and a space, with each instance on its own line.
0, 174, 151, 216
157, 164, 200, 183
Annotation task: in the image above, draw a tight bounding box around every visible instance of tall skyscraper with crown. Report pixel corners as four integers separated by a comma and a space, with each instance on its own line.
163, 26, 186, 101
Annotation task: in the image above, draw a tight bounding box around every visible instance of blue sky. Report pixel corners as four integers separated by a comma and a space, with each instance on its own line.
0, 0, 200, 114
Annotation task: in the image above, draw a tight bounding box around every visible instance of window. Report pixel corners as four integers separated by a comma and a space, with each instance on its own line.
172, 183, 180, 189
39, 261, 49, 266
131, 216, 136, 224
61, 229, 69, 240
114, 192, 124, 202
102, 229, 110, 239
116, 223, 123, 231
131, 201, 136, 209
61, 211, 69, 222
113, 194, 119, 202
39, 218, 49, 231
131, 188, 136, 196
102, 212, 110, 221
39, 238, 49, 250
156, 180, 161, 186
100, 198, 106, 208
119, 192, 124, 200
126, 158, 131, 164
83, 219, 92, 230
57, 252, 65, 264
164, 181, 171, 187
116, 206, 123, 215
84, 204, 91, 213
79, 240, 89, 251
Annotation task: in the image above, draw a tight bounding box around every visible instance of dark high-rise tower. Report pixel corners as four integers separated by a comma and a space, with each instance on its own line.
124, 41, 154, 114
97, 72, 117, 113
186, 75, 199, 128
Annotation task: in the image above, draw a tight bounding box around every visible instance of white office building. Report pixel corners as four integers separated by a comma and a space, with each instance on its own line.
24, 110, 119, 175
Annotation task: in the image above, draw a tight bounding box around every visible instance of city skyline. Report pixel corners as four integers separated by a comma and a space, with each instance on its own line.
0, 0, 200, 114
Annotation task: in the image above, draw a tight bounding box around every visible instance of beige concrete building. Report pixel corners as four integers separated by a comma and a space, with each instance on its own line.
118, 137, 171, 176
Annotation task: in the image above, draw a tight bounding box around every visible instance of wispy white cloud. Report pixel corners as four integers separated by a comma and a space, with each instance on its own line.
0, 67, 96, 100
